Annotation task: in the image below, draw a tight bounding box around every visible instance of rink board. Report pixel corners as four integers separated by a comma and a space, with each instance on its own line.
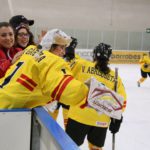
0, 109, 32, 150
0, 107, 79, 150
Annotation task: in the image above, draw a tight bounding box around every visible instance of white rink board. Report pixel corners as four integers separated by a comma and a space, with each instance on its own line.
0, 110, 31, 150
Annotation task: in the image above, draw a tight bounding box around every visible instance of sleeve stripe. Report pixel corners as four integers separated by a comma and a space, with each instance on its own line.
21, 74, 37, 87
51, 76, 68, 99
80, 98, 88, 109
16, 78, 34, 91
55, 76, 74, 101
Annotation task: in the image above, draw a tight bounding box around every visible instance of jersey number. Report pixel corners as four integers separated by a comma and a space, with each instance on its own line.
0, 62, 24, 88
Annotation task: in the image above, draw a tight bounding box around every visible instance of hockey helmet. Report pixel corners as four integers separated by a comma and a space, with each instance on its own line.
93, 43, 112, 61
40, 29, 72, 50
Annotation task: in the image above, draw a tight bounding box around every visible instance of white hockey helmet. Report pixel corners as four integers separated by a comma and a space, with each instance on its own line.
40, 29, 72, 50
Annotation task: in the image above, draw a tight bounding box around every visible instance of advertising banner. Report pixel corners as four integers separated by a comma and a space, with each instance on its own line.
76, 49, 149, 64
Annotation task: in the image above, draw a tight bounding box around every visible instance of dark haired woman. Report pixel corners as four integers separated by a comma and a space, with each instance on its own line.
0, 22, 22, 78
15, 24, 35, 49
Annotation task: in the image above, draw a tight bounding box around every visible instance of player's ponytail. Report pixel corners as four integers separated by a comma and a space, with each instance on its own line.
95, 59, 110, 74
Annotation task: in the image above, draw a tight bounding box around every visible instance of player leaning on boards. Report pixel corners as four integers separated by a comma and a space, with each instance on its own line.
0, 29, 90, 109
66, 43, 127, 150
46, 37, 78, 128
137, 51, 150, 87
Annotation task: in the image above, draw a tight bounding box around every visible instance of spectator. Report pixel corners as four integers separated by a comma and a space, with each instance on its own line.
38, 30, 47, 43
9, 14, 35, 44
0, 22, 22, 78
9, 15, 34, 29
15, 24, 35, 49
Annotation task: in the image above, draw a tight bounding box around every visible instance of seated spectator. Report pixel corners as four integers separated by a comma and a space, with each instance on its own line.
0, 22, 22, 78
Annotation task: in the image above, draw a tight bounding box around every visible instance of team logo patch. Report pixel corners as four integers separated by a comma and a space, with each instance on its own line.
87, 77, 124, 119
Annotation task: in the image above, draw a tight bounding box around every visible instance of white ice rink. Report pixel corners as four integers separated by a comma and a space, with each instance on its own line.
57, 64, 150, 150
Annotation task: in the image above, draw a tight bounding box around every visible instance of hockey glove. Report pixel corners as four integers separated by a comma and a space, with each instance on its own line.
70, 37, 78, 49
109, 116, 123, 134
144, 64, 148, 68
64, 37, 77, 61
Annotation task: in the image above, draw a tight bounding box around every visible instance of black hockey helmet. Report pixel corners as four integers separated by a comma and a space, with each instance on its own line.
93, 43, 112, 61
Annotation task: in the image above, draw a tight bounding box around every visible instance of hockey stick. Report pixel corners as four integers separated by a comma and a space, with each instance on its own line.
112, 67, 118, 150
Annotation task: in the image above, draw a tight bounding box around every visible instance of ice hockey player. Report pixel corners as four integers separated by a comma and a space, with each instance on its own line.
46, 36, 78, 127
66, 43, 127, 150
137, 51, 150, 87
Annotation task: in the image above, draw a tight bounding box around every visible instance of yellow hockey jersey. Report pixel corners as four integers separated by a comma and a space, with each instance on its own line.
139, 55, 150, 72
68, 58, 127, 127
0, 45, 88, 109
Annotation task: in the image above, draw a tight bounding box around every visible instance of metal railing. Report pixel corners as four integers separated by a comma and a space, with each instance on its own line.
31, 27, 150, 51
